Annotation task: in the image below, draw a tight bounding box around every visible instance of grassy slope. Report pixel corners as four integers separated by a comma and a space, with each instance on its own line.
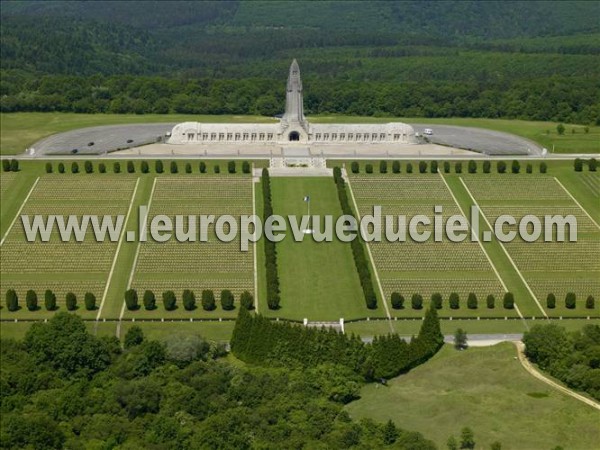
1, 113, 598, 155
346, 342, 600, 449
263, 177, 378, 321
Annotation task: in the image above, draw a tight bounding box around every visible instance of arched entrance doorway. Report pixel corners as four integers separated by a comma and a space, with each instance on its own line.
289, 131, 300, 141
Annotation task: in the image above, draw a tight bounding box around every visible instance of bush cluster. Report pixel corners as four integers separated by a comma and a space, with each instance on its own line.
231, 306, 444, 380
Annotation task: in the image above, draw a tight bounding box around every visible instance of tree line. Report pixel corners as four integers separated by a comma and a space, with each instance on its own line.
351, 159, 550, 175
523, 323, 600, 401
262, 168, 281, 310
123, 288, 254, 312
231, 306, 444, 381
0, 312, 437, 448
2, 74, 598, 124
25, 160, 252, 175
391, 292, 516, 311
333, 166, 378, 309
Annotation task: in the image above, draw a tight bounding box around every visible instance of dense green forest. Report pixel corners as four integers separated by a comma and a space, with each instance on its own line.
0, 313, 438, 449
1, 1, 599, 122
523, 324, 600, 401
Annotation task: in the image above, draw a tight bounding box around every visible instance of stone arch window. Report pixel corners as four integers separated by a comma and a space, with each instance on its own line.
332, 133, 337, 141
393, 134, 400, 141
202, 133, 208, 141
227, 133, 232, 141
251, 133, 257, 141
316, 133, 322, 141
210, 133, 216, 141
267, 133, 273, 140
340, 133, 346, 141
243, 133, 249, 141
348, 133, 353, 140
219, 133, 224, 141
380, 133, 386, 140
259, 133, 265, 141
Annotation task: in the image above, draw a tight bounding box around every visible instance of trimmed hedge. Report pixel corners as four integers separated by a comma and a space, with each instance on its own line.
262, 168, 281, 310
334, 167, 377, 309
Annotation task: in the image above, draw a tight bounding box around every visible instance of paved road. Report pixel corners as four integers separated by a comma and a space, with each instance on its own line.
410, 124, 543, 156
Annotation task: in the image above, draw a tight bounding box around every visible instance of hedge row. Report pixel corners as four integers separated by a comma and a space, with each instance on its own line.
391, 292, 515, 310
333, 166, 377, 309
262, 168, 281, 310
574, 158, 598, 172
1, 159, 19, 172
4, 289, 95, 312
123, 288, 254, 312
44, 160, 252, 174
351, 160, 549, 174
231, 306, 444, 380
546, 293, 595, 309
390, 292, 596, 311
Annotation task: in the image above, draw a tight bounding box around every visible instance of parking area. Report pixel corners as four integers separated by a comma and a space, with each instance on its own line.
29, 123, 174, 155
410, 124, 543, 156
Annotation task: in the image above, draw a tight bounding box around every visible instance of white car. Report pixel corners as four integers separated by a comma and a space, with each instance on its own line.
423, 128, 433, 135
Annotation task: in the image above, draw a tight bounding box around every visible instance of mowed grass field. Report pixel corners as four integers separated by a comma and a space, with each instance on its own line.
346, 160, 599, 320
0, 160, 259, 322
1, 112, 598, 155
346, 342, 600, 449
0, 160, 598, 339
259, 177, 380, 321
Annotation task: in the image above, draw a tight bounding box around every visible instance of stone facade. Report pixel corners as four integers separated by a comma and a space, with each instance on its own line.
167, 59, 417, 146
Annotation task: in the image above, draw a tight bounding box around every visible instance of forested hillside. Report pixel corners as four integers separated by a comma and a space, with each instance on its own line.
1, 1, 599, 123
0, 313, 437, 449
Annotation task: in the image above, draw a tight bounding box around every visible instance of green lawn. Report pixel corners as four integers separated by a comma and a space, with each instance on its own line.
346, 342, 600, 449
261, 177, 380, 321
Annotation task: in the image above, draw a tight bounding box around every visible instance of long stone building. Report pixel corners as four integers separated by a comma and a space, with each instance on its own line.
167, 59, 417, 146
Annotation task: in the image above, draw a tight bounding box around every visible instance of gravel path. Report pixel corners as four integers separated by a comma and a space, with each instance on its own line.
514, 341, 600, 411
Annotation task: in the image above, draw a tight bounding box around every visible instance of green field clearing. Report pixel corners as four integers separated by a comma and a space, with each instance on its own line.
261, 177, 379, 321
346, 342, 600, 449
2, 113, 599, 155
119, 320, 235, 342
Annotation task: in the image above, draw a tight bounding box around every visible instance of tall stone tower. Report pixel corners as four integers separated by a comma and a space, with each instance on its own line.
280, 59, 308, 141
